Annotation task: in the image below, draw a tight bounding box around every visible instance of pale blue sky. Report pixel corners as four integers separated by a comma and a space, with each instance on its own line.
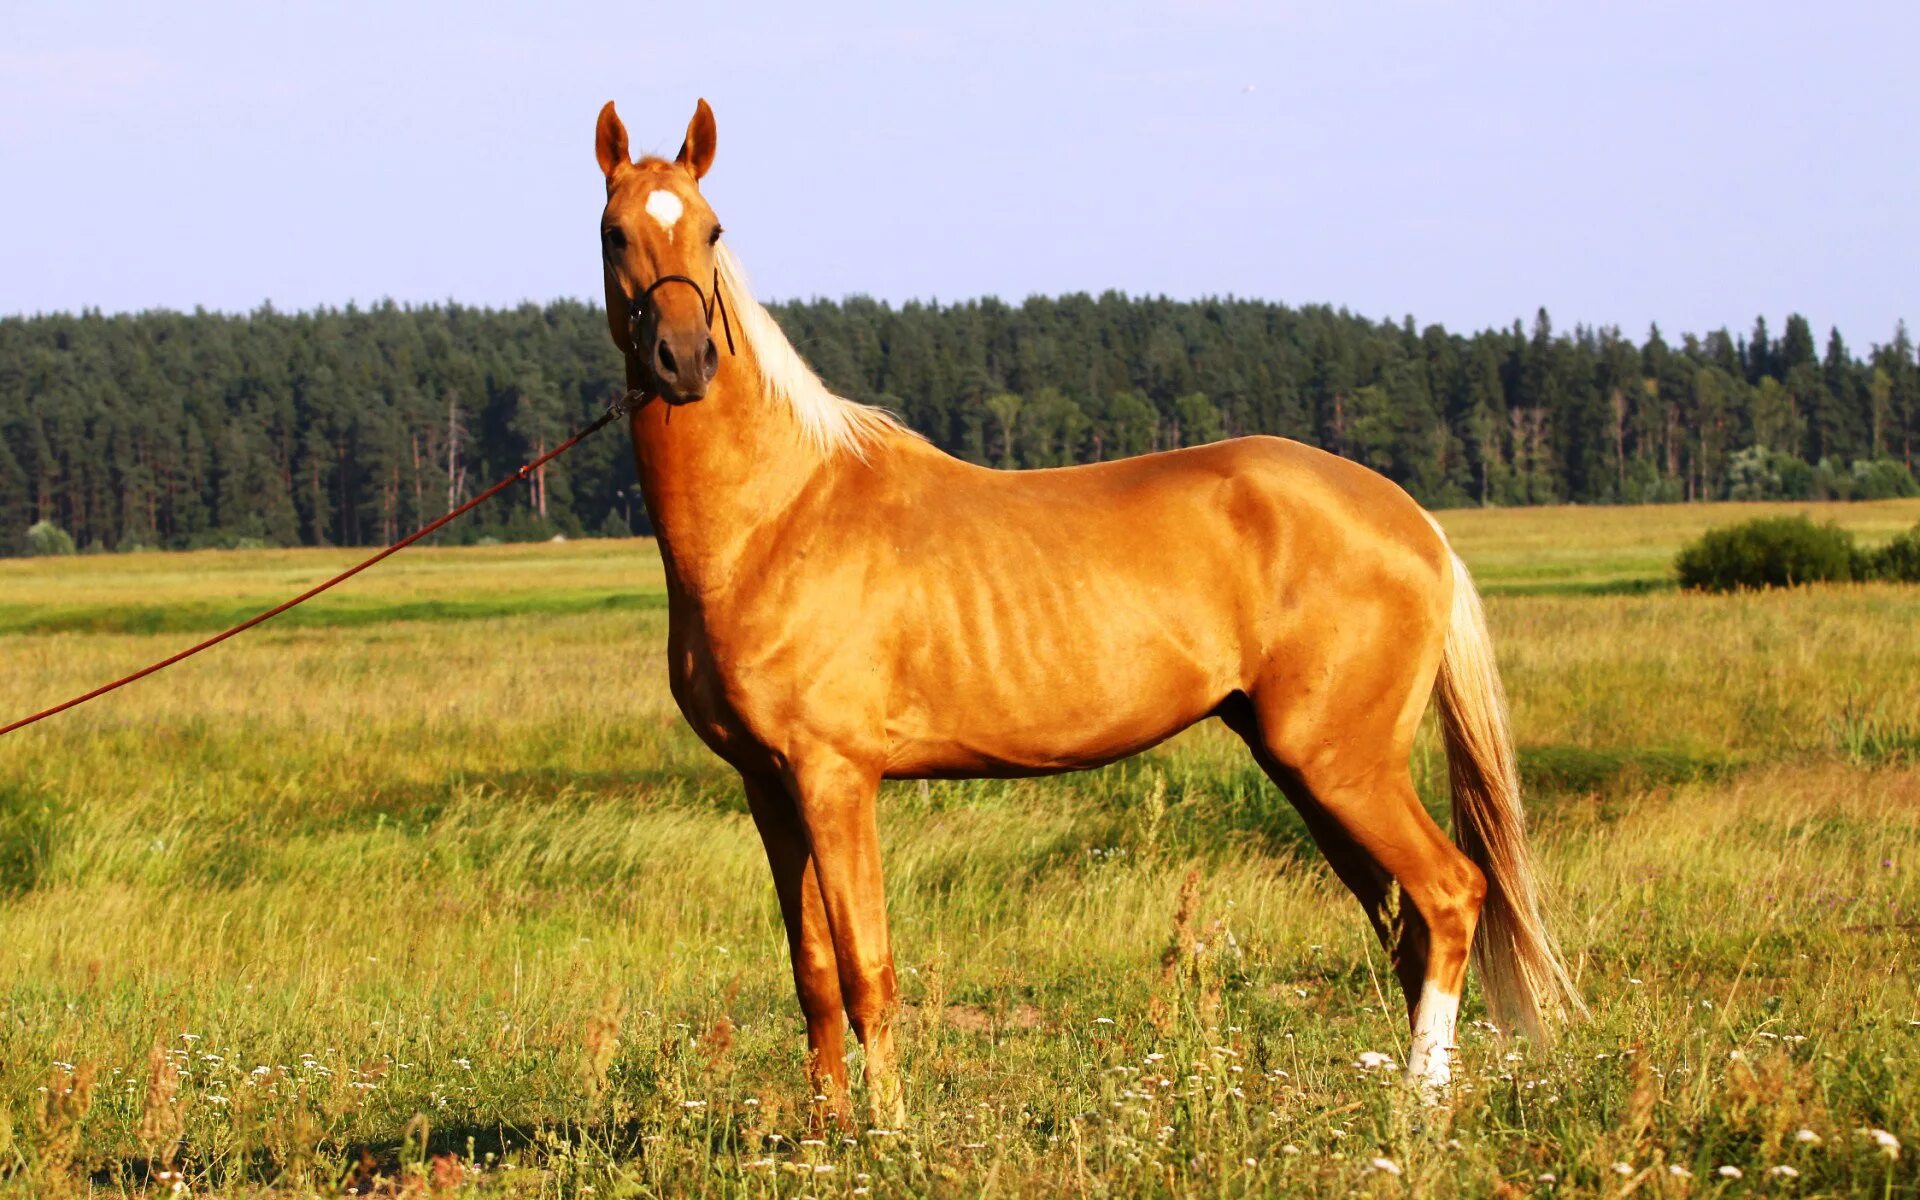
2, 1, 1914, 347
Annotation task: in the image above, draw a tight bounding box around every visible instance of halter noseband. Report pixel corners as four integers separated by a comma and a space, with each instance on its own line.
624, 268, 738, 405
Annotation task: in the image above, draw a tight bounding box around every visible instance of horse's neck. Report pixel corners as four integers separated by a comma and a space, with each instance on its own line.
628, 351, 826, 598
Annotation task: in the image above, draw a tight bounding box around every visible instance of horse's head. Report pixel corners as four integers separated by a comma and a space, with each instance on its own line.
595, 99, 726, 404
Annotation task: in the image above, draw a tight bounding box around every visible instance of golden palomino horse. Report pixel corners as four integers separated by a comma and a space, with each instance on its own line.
593, 98, 1582, 1125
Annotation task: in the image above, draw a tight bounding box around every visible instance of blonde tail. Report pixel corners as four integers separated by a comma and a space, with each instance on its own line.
1435, 552, 1585, 1038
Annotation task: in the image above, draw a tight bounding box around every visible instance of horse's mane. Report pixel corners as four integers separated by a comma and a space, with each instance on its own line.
714, 243, 914, 459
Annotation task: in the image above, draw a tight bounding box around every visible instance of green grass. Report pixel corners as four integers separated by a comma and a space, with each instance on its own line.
0, 591, 666, 637
1442, 496, 1920, 594
0, 514, 1916, 1197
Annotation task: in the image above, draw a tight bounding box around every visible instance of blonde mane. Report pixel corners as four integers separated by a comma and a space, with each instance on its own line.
714, 243, 914, 458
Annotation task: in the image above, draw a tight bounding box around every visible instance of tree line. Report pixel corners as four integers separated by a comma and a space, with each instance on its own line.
2, 295, 1915, 554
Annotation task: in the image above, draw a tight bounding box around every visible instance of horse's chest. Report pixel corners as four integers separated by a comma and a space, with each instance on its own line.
663, 629, 741, 746
664, 620, 802, 769
665, 609, 877, 770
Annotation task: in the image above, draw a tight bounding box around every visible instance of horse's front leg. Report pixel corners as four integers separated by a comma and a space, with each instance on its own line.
742, 772, 852, 1127
786, 754, 904, 1129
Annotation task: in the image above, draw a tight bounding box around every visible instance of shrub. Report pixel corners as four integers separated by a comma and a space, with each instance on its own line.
1725, 446, 1817, 501
23, 521, 76, 557
1675, 515, 1858, 592
596, 508, 635, 539
1866, 522, 1920, 582
1850, 458, 1920, 500
1811, 457, 1854, 500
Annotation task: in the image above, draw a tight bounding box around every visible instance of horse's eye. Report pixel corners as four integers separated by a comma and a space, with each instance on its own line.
603, 227, 627, 253
708, 225, 724, 246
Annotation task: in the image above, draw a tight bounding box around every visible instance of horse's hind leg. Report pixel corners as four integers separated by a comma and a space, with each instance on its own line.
1225, 702, 1484, 1092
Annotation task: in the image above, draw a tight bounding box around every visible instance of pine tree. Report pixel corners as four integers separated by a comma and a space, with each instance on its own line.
1746, 315, 1772, 383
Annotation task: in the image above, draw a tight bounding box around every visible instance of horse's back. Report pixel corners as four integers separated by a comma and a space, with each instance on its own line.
881, 433, 1449, 592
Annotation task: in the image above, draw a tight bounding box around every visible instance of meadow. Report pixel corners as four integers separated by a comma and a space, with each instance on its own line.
1, 498, 1917, 1197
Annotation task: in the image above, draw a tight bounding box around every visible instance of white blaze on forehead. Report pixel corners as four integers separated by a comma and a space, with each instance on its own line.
644, 189, 685, 239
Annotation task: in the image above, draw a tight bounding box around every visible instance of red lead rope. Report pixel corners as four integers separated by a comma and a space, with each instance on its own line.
1, 397, 632, 739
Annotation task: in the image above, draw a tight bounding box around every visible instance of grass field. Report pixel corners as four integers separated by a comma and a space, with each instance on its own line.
1, 499, 1917, 1197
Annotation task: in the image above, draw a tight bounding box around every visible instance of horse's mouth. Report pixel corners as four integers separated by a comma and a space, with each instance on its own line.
654, 377, 709, 407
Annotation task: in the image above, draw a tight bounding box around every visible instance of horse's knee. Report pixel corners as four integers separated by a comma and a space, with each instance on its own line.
792, 945, 844, 1019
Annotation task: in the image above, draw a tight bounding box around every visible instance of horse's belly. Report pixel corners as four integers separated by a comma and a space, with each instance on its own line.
883, 722, 1199, 778
880, 643, 1229, 778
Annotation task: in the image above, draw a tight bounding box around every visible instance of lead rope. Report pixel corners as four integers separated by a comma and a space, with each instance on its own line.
0, 395, 635, 738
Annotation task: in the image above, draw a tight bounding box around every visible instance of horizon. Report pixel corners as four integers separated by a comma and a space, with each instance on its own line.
3, 1, 1916, 349
2, 286, 1904, 360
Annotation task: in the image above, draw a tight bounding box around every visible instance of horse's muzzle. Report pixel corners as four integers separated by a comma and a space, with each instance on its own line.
649, 327, 719, 403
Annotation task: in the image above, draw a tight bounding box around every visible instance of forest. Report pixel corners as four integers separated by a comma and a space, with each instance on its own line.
2, 293, 1916, 553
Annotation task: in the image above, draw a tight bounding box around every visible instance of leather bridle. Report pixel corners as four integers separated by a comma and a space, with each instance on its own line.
623, 268, 737, 405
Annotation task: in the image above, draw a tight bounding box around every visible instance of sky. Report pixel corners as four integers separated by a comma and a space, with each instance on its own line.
1, 0, 1915, 348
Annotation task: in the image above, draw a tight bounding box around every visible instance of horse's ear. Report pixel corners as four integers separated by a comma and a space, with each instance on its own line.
676, 98, 716, 180
595, 101, 629, 180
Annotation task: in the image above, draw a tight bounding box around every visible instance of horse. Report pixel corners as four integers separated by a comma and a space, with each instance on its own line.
592, 98, 1583, 1125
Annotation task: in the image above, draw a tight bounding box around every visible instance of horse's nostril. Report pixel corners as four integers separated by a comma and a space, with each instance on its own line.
702, 340, 719, 379
656, 339, 677, 376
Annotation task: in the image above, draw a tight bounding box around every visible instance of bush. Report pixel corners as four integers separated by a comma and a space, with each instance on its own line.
1851, 458, 1920, 500
1676, 515, 1858, 592
596, 508, 635, 538
1866, 522, 1920, 582
1725, 446, 1817, 501
23, 521, 76, 557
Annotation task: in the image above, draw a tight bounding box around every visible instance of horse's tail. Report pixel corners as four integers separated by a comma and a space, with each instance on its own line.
1434, 551, 1585, 1038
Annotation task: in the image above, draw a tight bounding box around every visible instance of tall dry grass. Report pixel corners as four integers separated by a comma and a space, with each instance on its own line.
0, 517, 1914, 1195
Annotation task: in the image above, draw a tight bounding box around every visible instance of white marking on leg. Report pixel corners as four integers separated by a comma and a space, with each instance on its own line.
644, 189, 684, 240
1408, 982, 1460, 1095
